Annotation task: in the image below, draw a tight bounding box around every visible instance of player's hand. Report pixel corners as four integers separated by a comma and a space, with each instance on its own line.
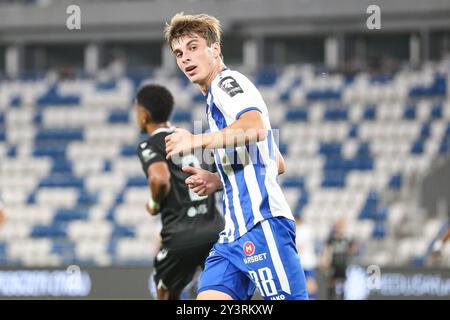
145, 199, 160, 216
165, 128, 202, 160
183, 166, 222, 196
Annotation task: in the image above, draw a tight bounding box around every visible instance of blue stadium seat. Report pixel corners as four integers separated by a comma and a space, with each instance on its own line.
431, 104, 443, 119
51, 240, 76, 257
370, 74, 392, 84
36, 85, 80, 106
126, 176, 148, 187
111, 225, 136, 238
171, 110, 192, 122
403, 105, 416, 120
35, 128, 84, 142
26, 192, 37, 205
359, 191, 380, 220
278, 143, 288, 155
96, 80, 117, 91
409, 74, 447, 97
108, 110, 130, 123
411, 139, 425, 154
319, 143, 342, 156
363, 105, 377, 120
39, 175, 84, 189
282, 176, 305, 189
348, 124, 358, 138
121, 144, 137, 157
192, 92, 205, 103
286, 108, 308, 121
102, 160, 112, 172
321, 170, 346, 188
374, 207, 388, 222
7, 145, 17, 157
307, 90, 341, 101
372, 222, 386, 239
31, 224, 68, 238
53, 208, 89, 222
33, 144, 67, 158
439, 138, 449, 154
10, 95, 22, 108
33, 111, 43, 125
324, 107, 348, 121
77, 191, 98, 206
255, 69, 278, 86
51, 160, 73, 174
388, 173, 402, 190
420, 123, 431, 139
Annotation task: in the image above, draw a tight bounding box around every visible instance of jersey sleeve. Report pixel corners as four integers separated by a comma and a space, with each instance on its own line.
137, 140, 166, 177
214, 73, 264, 120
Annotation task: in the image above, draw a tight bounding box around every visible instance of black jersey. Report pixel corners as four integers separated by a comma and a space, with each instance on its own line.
137, 127, 224, 250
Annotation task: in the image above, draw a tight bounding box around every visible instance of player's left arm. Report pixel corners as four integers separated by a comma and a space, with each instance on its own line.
165, 110, 267, 159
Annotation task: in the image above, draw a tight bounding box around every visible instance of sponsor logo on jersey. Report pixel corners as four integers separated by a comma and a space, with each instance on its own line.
141, 148, 157, 162
243, 252, 267, 264
218, 76, 244, 97
243, 241, 255, 256
156, 248, 168, 261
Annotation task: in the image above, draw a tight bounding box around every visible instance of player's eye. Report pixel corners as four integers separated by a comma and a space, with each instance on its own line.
175, 52, 182, 58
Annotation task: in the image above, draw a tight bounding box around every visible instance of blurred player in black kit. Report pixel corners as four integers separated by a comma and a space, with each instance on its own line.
135, 84, 224, 300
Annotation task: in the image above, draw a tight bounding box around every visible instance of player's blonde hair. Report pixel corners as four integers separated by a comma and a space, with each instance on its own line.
164, 12, 222, 50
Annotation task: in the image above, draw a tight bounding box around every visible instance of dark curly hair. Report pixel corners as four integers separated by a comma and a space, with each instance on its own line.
136, 84, 174, 123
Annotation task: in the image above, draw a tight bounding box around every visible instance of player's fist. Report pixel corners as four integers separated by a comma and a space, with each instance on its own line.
145, 198, 160, 216
183, 166, 222, 196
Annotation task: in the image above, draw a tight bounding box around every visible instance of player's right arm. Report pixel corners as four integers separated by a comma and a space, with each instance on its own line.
184, 146, 285, 196
146, 162, 171, 215
275, 146, 285, 175
138, 141, 171, 216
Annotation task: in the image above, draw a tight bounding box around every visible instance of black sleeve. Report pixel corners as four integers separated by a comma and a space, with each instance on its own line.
137, 140, 166, 177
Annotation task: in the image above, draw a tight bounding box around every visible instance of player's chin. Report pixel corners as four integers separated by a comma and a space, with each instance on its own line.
188, 74, 201, 84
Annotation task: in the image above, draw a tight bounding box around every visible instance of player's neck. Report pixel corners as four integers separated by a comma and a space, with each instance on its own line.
146, 122, 171, 136
199, 61, 226, 95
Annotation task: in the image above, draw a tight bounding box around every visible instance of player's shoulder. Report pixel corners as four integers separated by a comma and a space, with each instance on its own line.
212, 68, 255, 98
137, 127, 174, 159
145, 127, 174, 147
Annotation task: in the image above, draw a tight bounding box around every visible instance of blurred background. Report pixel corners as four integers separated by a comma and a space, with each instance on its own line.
0, 0, 449, 300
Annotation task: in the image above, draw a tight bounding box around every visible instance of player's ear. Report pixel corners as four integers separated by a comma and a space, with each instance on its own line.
144, 110, 153, 123
212, 42, 221, 59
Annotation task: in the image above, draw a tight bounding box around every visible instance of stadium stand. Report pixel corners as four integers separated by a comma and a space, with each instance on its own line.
0, 59, 449, 268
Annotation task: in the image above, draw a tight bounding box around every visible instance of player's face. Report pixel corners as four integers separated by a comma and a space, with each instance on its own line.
172, 34, 219, 87
135, 104, 147, 133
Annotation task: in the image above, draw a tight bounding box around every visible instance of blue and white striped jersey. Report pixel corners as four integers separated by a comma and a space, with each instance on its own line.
205, 68, 294, 243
